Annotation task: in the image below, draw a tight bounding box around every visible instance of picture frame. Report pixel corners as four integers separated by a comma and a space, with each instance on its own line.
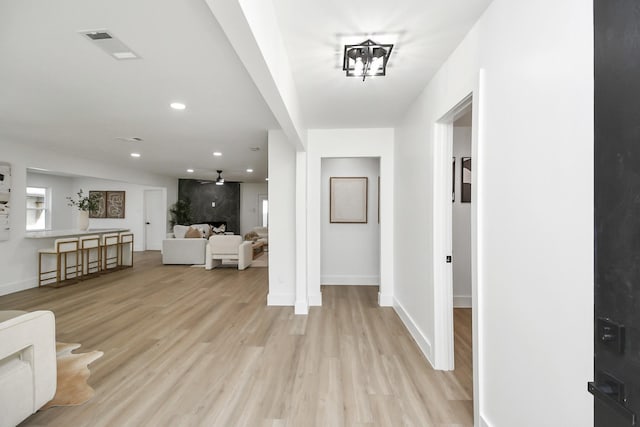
330, 177, 368, 223
461, 157, 472, 203
452, 157, 456, 202
89, 191, 106, 218
106, 191, 126, 218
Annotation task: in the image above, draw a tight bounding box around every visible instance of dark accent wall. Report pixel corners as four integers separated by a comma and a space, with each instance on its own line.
178, 179, 240, 233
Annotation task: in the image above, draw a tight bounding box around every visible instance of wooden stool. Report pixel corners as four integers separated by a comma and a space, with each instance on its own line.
38, 238, 80, 287
118, 232, 134, 268
101, 233, 120, 272
79, 235, 101, 279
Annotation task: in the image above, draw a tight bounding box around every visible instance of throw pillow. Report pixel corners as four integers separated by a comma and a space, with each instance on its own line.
185, 227, 203, 238
173, 224, 190, 239
244, 231, 259, 241
213, 224, 226, 234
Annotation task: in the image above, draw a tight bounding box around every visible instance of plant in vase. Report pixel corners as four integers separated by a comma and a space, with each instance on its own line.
67, 189, 101, 230
169, 199, 192, 227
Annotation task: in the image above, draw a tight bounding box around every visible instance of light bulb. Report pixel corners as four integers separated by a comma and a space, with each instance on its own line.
354, 57, 364, 76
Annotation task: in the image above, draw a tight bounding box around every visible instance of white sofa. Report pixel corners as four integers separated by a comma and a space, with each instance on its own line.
0, 310, 57, 427
205, 235, 252, 270
162, 224, 211, 265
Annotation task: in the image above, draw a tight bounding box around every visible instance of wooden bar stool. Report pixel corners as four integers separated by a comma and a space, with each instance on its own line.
79, 235, 101, 279
101, 233, 120, 272
118, 232, 134, 268
38, 238, 80, 287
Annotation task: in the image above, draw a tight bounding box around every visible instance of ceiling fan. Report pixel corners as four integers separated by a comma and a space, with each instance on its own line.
198, 170, 225, 185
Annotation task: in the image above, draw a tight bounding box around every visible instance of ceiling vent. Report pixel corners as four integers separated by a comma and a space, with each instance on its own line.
116, 137, 143, 143
249, 147, 260, 152
78, 29, 140, 60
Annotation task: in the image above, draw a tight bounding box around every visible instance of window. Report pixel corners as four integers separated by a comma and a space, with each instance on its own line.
261, 199, 268, 227
26, 187, 50, 230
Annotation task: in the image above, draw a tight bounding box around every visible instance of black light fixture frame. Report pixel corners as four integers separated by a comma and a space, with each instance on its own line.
342, 39, 394, 81
215, 170, 225, 185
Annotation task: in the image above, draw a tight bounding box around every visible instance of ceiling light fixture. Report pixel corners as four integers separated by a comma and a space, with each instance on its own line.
246, 168, 253, 173
215, 170, 225, 186
213, 151, 222, 156
170, 102, 186, 110
130, 153, 141, 158
343, 39, 393, 81
187, 169, 194, 173
265, 178, 269, 181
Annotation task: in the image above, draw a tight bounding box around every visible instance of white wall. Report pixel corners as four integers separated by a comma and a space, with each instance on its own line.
321, 157, 380, 285
266, 130, 297, 305
0, 138, 177, 296
240, 182, 268, 237
307, 129, 394, 306
394, 0, 593, 425
26, 172, 74, 230
452, 126, 471, 307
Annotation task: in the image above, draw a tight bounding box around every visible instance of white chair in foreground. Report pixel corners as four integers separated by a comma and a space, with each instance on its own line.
0, 310, 57, 427
205, 235, 252, 270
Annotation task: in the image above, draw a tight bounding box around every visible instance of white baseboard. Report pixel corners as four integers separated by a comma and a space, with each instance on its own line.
267, 293, 295, 306
320, 275, 379, 286
479, 414, 493, 427
454, 295, 472, 308
393, 297, 434, 367
378, 292, 394, 307
294, 300, 309, 315
0, 277, 37, 297
308, 292, 322, 306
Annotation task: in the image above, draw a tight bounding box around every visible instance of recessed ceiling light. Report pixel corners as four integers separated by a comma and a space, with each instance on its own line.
246, 168, 253, 173
187, 169, 194, 173
112, 51, 137, 59
213, 152, 222, 156
130, 153, 141, 158
170, 102, 186, 110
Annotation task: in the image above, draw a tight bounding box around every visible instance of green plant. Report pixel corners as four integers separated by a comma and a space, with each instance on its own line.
67, 189, 101, 212
169, 199, 192, 227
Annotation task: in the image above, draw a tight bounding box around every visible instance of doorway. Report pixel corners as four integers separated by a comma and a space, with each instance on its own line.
144, 189, 164, 251
433, 94, 479, 419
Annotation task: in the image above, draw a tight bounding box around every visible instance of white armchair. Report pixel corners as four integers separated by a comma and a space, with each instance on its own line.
0, 310, 57, 427
205, 235, 252, 270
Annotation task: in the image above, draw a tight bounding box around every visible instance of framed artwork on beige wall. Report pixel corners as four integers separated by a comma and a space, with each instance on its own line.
330, 177, 368, 223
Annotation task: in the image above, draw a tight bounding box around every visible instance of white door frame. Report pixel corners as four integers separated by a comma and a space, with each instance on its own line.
432, 71, 483, 425
433, 94, 473, 370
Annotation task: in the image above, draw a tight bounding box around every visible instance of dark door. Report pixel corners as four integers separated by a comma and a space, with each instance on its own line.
593, 1, 640, 425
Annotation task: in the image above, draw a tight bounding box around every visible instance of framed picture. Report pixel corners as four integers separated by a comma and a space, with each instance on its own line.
0, 162, 10, 241
452, 157, 456, 202
106, 191, 126, 218
330, 177, 368, 223
461, 157, 472, 203
89, 191, 106, 218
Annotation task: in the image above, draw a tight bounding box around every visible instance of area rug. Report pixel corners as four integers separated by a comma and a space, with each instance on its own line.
41, 342, 103, 409
252, 252, 268, 267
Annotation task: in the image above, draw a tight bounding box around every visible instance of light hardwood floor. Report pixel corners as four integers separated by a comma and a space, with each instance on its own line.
0, 252, 473, 427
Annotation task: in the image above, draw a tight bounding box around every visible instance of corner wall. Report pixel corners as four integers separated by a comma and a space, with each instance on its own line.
394, 0, 593, 425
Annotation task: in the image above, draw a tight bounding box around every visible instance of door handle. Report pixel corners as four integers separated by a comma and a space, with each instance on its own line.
145, 222, 150, 225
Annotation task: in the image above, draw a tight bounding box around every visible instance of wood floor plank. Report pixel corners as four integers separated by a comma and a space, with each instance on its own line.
0, 251, 473, 426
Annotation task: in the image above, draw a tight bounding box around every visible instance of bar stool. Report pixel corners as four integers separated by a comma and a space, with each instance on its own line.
101, 233, 120, 272
118, 232, 134, 268
79, 235, 101, 279
38, 238, 80, 287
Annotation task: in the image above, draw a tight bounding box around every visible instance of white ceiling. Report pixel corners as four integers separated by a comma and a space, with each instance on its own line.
272, 0, 493, 128
1, 0, 493, 182
0, 0, 278, 182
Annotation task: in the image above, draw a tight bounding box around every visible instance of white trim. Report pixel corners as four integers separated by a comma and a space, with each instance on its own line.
267, 293, 295, 306
454, 295, 472, 308
0, 277, 36, 296
321, 275, 379, 286
393, 297, 434, 367
378, 292, 394, 307
308, 292, 322, 306
479, 414, 493, 427
294, 301, 309, 315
